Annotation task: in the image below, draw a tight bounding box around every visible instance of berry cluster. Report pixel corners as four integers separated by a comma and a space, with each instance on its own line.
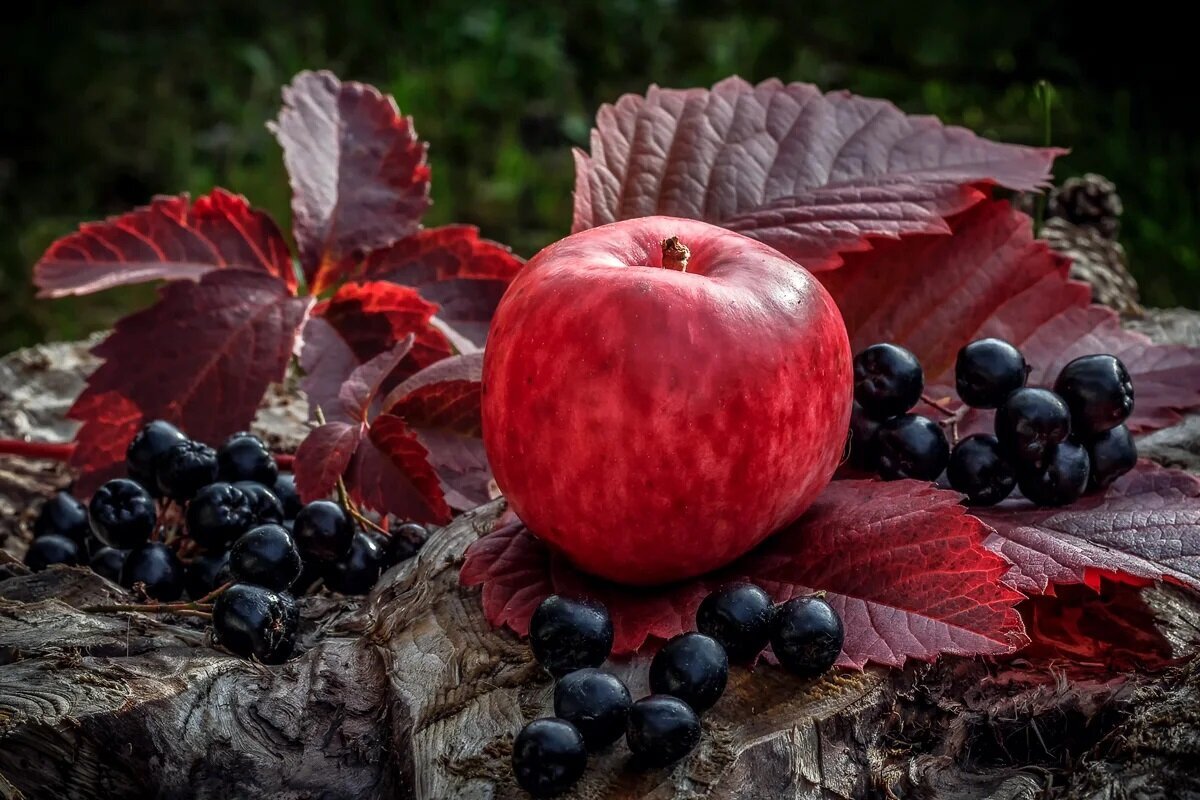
511, 585, 844, 797
25, 420, 430, 663
850, 340, 1137, 506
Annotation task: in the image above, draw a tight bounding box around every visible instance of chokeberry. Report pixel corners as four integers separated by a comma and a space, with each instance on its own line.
126, 420, 186, 491
156, 440, 219, 501
553, 668, 632, 751
89, 478, 157, 549
324, 532, 383, 595
24, 533, 81, 571
185, 551, 230, 600
995, 388, 1071, 470
529, 595, 614, 677
230, 524, 303, 591
89, 546, 127, 582
696, 582, 774, 663
33, 491, 90, 545
853, 343, 924, 420
625, 695, 702, 768
185, 483, 254, 552
947, 434, 1017, 506
847, 401, 881, 470
875, 414, 949, 481
955, 338, 1028, 408
121, 543, 184, 601
1054, 354, 1134, 435
649, 632, 729, 712
1085, 424, 1137, 490
1018, 441, 1090, 507
211, 583, 298, 663
272, 473, 303, 519
382, 521, 428, 567
291, 500, 355, 562
234, 481, 285, 526
218, 432, 279, 486
770, 596, 844, 678
511, 718, 587, 797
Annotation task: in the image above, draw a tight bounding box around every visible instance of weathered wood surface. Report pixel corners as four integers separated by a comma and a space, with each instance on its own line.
1, 309, 1199, 800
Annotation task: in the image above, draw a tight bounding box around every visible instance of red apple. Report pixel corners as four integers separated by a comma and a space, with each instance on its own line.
482, 216, 852, 585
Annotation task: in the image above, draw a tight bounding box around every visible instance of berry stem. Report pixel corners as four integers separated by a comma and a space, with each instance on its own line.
0, 439, 76, 460
81, 601, 214, 618
920, 393, 958, 418
660, 237, 690, 272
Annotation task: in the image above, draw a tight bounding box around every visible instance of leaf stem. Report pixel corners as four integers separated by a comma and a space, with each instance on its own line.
1033, 79, 1055, 236
0, 439, 76, 460
314, 405, 390, 538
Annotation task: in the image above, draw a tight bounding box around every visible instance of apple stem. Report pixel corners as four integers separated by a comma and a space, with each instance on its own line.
661, 237, 690, 272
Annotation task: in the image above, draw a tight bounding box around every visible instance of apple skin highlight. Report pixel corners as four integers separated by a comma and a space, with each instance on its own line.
482, 216, 853, 585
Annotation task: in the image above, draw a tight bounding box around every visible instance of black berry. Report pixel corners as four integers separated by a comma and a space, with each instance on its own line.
24, 533, 81, 571
230, 524, 303, 591
770, 596, 844, 678
323, 532, 383, 595
847, 401, 881, 470
553, 668, 632, 751
89, 546, 127, 582
649, 632, 729, 712
234, 481, 285, 526
382, 521, 429, 567
126, 420, 186, 491
156, 440, 219, 501
185, 551, 230, 600
511, 718, 587, 798
120, 542, 184, 601
1018, 441, 1090, 507
89, 478, 157, 549
1085, 424, 1137, 490
217, 432, 279, 486
291, 500, 355, 562
995, 388, 1072, 470
947, 434, 1017, 506
529, 595, 613, 677
211, 583, 298, 663
33, 491, 90, 545
185, 482, 254, 552
875, 414, 949, 481
1054, 354, 1135, 435
272, 473, 303, 519
625, 695, 702, 768
955, 338, 1028, 408
853, 343, 924, 420
696, 582, 774, 663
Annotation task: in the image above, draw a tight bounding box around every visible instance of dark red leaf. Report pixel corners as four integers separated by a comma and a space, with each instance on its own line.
35, 189, 295, 297
337, 336, 415, 423
270, 70, 430, 290
292, 421, 361, 503
69, 270, 312, 493
820, 201, 1200, 433
351, 413, 451, 524
976, 462, 1200, 596
572, 77, 1062, 271
463, 480, 1027, 667
358, 225, 525, 346
383, 353, 487, 510
298, 281, 450, 423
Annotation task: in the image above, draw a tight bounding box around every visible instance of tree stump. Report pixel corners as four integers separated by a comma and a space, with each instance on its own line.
2, 309, 1200, 799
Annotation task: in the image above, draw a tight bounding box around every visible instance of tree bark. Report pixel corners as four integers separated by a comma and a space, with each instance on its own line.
2, 310, 1200, 800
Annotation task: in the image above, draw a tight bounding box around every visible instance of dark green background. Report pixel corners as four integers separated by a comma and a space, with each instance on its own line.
2, 1, 1197, 355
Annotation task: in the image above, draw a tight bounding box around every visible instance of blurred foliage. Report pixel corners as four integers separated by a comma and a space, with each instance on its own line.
1, 0, 1197, 354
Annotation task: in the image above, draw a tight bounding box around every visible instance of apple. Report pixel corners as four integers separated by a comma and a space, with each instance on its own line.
482, 216, 852, 585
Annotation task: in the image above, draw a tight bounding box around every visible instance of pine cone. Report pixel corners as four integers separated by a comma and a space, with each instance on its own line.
1048, 173, 1123, 239
1040, 218, 1142, 316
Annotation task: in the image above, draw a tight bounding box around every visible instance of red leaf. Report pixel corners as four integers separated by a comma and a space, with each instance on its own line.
337, 336, 415, 423
69, 270, 312, 493
358, 225, 525, 346
293, 421, 361, 503
270, 70, 430, 290
351, 413, 451, 524
35, 189, 295, 297
298, 281, 450, 423
383, 353, 488, 510
572, 77, 1062, 271
462, 480, 1027, 668
976, 462, 1200, 596
820, 201, 1200, 433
